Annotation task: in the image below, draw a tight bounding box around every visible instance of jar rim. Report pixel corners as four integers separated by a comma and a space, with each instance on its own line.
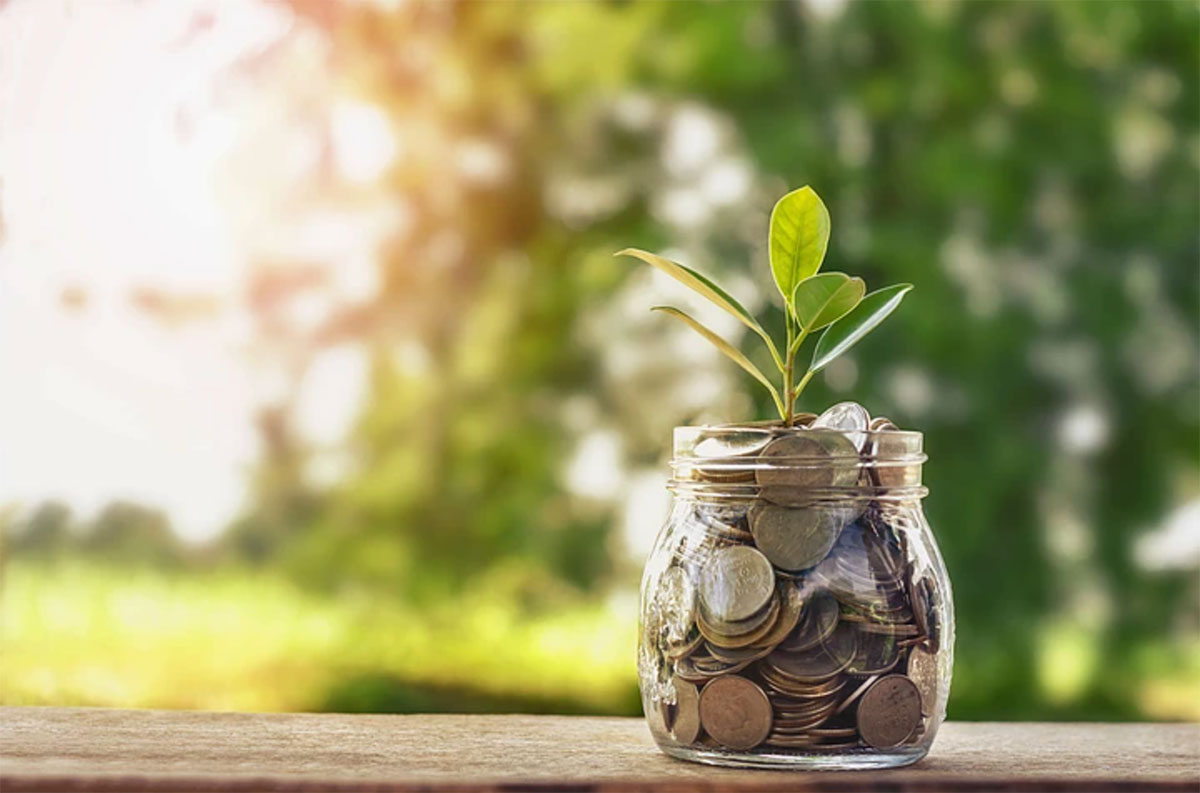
669, 424, 927, 501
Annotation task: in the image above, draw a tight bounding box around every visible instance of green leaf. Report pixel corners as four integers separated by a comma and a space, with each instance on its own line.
652, 306, 785, 416
809, 284, 913, 373
768, 186, 831, 304
617, 248, 765, 335
791, 272, 865, 332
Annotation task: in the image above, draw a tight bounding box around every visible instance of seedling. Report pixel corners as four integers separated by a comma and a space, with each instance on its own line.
618, 186, 911, 425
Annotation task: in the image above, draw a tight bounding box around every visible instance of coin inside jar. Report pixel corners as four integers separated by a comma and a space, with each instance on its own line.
670, 676, 702, 744
906, 646, 938, 717
749, 503, 845, 572
697, 675, 773, 750
855, 674, 923, 749
698, 545, 775, 624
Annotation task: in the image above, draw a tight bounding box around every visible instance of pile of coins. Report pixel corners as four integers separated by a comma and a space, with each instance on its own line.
646, 402, 945, 757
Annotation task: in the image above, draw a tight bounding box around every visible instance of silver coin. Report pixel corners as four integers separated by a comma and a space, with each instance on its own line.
906, 646, 938, 717
698, 545, 775, 624
811, 401, 871, 452
670, 676, 702, 744
749, 503, 845, 572
657, 566, 696, 644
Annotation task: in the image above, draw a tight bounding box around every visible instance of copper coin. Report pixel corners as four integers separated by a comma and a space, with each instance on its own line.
698, 675, 773, 750
670, 677, 702, 744
856, 675, 922, 749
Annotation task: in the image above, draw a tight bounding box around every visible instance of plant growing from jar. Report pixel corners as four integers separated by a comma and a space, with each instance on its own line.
622, 187, 953, 770
618, 186, 910, 425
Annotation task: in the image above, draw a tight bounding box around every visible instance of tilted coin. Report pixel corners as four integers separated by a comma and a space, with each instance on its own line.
846, 629, 902, 676
743, 582, 805, 653
658, 566, 696, 643
811, 401, 870, 452
779, 589, 840, 652
698, 594, 781, 649
767, 622, 857, 682
912, 576, 941, 653
906, 646, 938, 717
791, 412, 817, 427
856, 674, 923, 749
698, 675, 773, 750
670, 676, 702, 744
858, 621, 920, 637
698, 545, 775, 624
869, 416, 897, 431
749, 503, 845, 572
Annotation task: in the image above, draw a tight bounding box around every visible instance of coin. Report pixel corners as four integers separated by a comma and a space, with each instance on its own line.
907, 646, 938, 717
811, 401, 870, 452
670, 677, 702, 744
779, 589, 840, 652
658, 566, 696, 643
766, 622, 857, 682
754, 434, 833, 494
846, 630, 902, 676
856, 675, 922, 749
698, 594, 780, 648
698, 545, 775, 624
749, 503, 845, 572
698, 675, 773, 750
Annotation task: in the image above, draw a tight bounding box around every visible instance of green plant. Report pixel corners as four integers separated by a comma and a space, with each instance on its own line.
618, 186, 912, 425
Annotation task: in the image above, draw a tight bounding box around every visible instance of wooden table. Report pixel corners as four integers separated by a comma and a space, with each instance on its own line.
1, 707, 1196, 792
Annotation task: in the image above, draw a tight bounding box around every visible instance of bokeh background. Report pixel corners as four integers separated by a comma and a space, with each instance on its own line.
1, 0, 1197, 722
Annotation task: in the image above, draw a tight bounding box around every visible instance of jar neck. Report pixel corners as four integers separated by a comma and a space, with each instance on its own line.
669, 425, 927, 503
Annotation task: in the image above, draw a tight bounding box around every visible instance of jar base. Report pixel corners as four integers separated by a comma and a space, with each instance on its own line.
658, 741, 928, 771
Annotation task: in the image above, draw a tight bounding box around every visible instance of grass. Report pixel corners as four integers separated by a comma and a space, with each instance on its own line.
0, 561, 641, 714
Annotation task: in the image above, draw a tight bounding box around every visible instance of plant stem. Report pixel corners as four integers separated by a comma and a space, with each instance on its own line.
783, 313, 794, 425
792, 368, 816, 407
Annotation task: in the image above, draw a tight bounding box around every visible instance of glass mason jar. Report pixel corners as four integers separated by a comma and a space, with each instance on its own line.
638, 421, 953, 770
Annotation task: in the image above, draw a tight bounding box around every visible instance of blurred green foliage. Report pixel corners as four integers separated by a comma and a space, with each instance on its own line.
3, 0, 1197, 720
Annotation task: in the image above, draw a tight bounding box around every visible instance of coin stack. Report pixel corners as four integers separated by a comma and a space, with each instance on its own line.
649, 402, 944, 756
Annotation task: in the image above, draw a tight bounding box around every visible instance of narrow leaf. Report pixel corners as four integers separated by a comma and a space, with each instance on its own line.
791, 272, 865, 332
616, 248, 765, 337
652, 306, 784, 410
768, 186, 831, 304
810, 284, 913, 373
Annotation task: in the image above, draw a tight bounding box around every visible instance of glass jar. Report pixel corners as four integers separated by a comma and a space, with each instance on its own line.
638, 422, 953, 770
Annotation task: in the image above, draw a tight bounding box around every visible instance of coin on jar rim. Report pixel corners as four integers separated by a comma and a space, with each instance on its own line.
749, 503, 845, 573
906, 646, 937, 717
754, 434, 834, 490
698, 675, 773, 750
698, 545, 775, 624
811, 401, 871, 452
856, 674, 923, 749
670, 676, 702, 744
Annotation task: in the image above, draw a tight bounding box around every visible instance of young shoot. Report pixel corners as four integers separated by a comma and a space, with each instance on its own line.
618, 186, 912, 426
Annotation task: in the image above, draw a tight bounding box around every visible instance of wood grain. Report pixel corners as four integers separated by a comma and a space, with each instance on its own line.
1, 707, 1197, 792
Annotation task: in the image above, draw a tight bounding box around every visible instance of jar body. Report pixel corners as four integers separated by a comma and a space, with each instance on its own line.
638, 426, 954, 769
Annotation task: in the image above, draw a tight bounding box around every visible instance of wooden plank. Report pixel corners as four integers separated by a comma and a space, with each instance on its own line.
0, 707, 1196, 792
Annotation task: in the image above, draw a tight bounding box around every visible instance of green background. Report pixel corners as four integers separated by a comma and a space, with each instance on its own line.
3, 0, 1197, 721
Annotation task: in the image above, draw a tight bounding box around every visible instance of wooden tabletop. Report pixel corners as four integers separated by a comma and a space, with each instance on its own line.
1, 707, 1196, 792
